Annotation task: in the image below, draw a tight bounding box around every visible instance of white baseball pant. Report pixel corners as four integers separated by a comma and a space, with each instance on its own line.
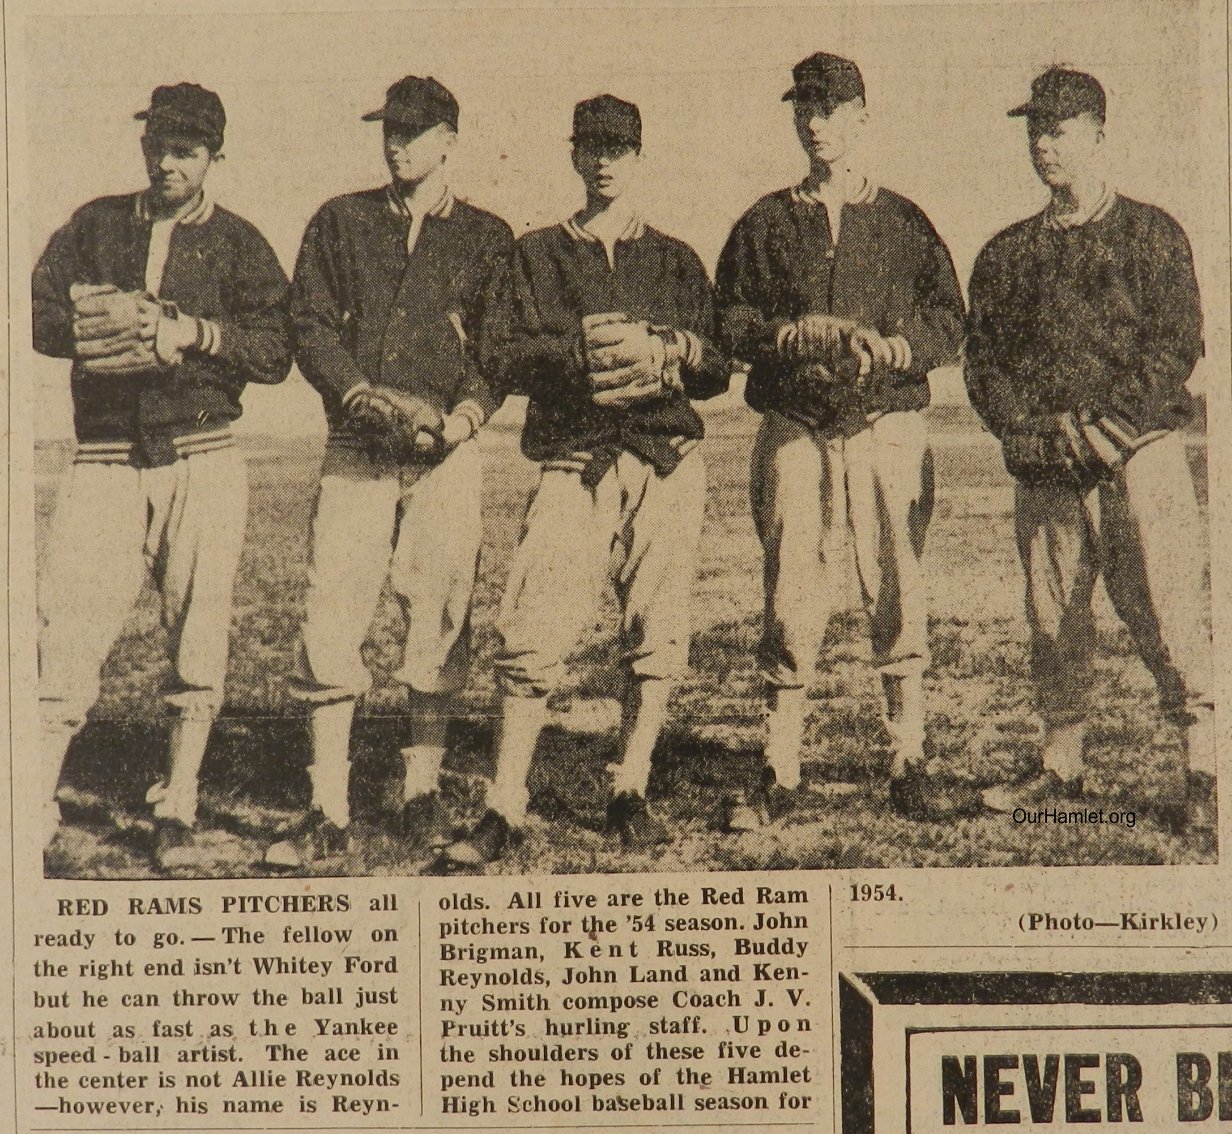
290, 437, 483, 702
495, 448, 706, 698
39, 446, 248, 732
751, 409, 934, 687
1015, 430, 1211, 727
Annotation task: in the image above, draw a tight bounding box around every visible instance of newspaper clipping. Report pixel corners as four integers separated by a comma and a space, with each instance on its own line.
4, 0, 1230, 1131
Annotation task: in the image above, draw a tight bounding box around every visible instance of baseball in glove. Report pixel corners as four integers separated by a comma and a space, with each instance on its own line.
71, 283, 163, 376
342, 384, 447, 463
582, 312, 671, 409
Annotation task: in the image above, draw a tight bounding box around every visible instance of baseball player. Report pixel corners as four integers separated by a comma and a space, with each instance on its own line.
715, 53, 969, 824
32, 83, 292, 866
266, 76, 514, 868
965, 68, 1213, 831
443, 95, 730, 866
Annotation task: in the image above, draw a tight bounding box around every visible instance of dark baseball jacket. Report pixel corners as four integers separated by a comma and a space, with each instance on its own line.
291, 186, 514, 437
32, 192, 292, 467
494, 217, 730, 483
965, 193, 1203, 450
716, 184, 965, 436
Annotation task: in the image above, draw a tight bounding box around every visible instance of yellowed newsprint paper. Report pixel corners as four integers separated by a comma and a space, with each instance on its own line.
3, 0, 1230, 1131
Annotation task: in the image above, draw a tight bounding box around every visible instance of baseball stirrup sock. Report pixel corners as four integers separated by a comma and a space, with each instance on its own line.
308, 699, 356, 828
1041, 721, 1087, 783
154, 713, 214, 825
402, 692, 451, 801
612, 679, 671, 796
882, 674, 925, 777
488, 696, 549, 824
765, 687, 805, 790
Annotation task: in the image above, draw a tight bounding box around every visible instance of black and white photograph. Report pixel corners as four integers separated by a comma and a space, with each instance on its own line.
14, 0, 1226, 878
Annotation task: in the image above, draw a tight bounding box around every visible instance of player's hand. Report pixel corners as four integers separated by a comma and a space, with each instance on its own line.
847, 326, 896, 378
154, 310, 202, 366
1054, 411, 1116, 481
438, 411, 475, 449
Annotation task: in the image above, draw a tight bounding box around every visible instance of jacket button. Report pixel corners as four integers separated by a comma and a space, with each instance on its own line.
394, 307, 406, 317
387, 350, 399, 362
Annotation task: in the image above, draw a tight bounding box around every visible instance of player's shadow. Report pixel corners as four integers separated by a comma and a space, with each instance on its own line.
437, 715, 767, 834
57, 717, 166, 826
57, 713, 312, 835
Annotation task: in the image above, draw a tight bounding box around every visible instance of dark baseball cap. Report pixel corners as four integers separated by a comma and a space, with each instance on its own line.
135, 83, 226, 151
363, 76, 459, 135
1009, 67, 1106, 123
782, 52, 865, 109
571, 94, 642, 149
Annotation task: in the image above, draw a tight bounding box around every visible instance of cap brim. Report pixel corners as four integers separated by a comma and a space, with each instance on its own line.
782, 85, 859, 108
365, 109, 443, 134
782, 85, 828, 102
1006, 100, 1036, 118
135, 110, 219, 141
570, 133, 640, 148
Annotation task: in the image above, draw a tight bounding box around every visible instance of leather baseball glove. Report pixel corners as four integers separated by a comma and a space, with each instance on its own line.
1071, 410, 1141, 476
71, 283, 162, 376
1003, 411, 1131, 486
583, 313, 671, 409
776, 316, 889, 419
342, 385, 446, 463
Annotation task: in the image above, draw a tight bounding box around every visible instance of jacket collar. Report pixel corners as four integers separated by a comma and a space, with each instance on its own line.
1043, 183, 1117, 230
135, 190, 214, 226
386, 183, 455, 221
562, 212, 646, 245
792, 176, 878, 209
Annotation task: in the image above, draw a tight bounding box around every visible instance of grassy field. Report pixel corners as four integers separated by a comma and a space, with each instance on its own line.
37, 402, 1214, 877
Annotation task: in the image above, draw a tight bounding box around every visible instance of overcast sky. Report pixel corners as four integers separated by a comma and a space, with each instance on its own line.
13, 0, 1226, 436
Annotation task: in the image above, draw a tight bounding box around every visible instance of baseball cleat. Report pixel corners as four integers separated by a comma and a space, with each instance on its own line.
151, 818, 199, 873
264, 809, 349, 869
761, 767, 798, 822
607, 792, 671, 850
1153, 771, 1216, 836
1186, 771, 1218, 834
399, 791, 451, 851
980, 770, 1083, 815
889, 768, 985, 820
720, 767, 797, 833
145, 780, 169, 806
443, 809, 522, 866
